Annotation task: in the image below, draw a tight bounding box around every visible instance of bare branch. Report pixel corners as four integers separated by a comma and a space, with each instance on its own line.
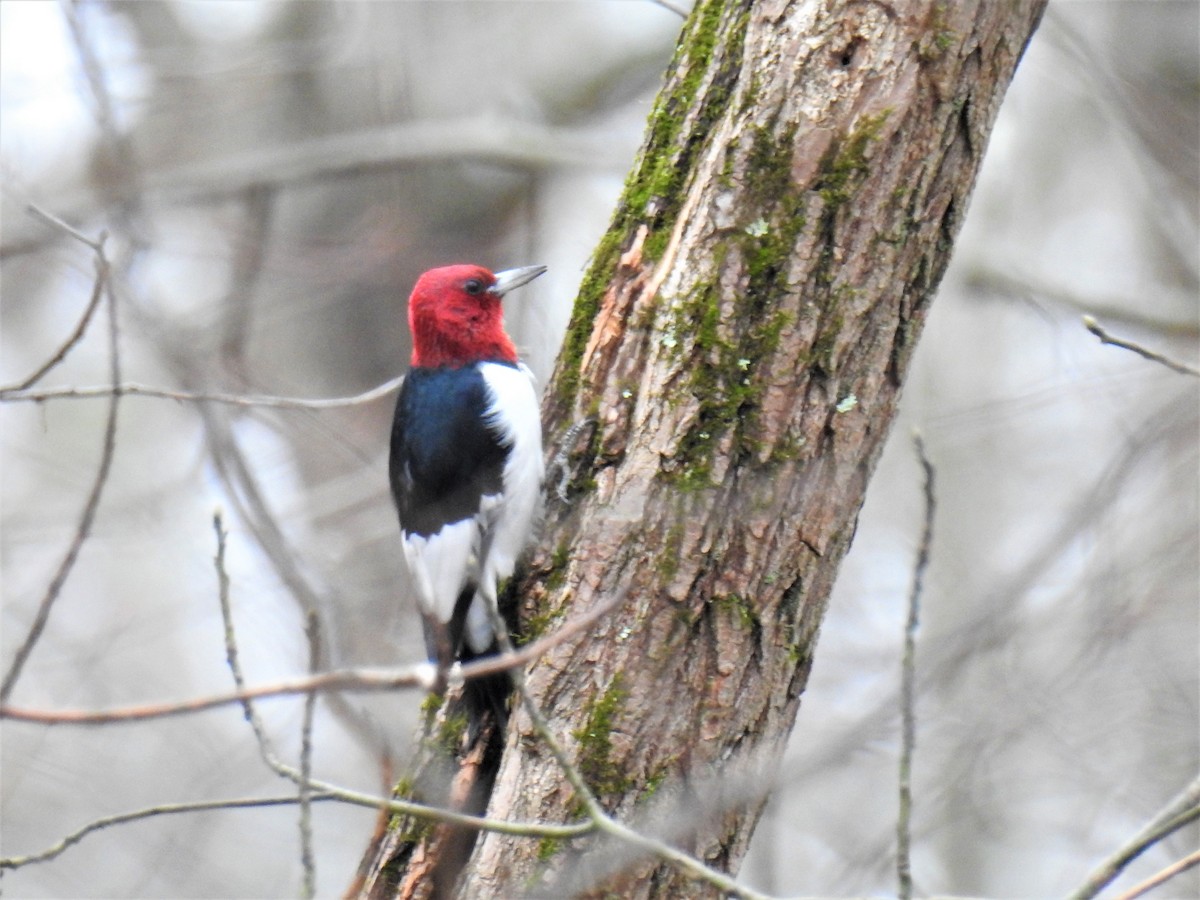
0, 253, 107, 392
297, 775, 594, 842
1082, 315, 1200, 377
966, 266, 1198, 340
1, 119, 632, 258
215, 512, 318, 899
898, 432, 936, 900
1114, 848, 1200, 900
62, 0, 143, 230
0, 226, 120, 704
23, 204, 105, 251
1068, 774, 1200, 900
0, 591, 622, 725
649, 0, 691, 18
0, 781, 593, 873
213, 511, 287, 771
299, 611, 321, 900
0, 794, 339, 870
0, 375, 405, 409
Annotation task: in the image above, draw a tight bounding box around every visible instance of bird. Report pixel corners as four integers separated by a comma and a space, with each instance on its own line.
389, 263, 546, 734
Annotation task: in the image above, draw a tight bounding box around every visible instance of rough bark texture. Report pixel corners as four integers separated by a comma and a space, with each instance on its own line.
358, 0, 1047, 896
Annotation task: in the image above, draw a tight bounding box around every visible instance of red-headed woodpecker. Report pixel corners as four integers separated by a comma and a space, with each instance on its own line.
389, 263, 546, 729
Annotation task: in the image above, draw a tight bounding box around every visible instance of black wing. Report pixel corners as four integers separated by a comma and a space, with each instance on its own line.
389, 365, 510, 538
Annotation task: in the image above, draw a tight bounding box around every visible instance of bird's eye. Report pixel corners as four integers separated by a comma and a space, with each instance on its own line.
463, 279, 484, 295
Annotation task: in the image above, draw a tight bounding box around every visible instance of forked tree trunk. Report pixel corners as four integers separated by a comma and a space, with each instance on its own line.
357, 0, 1047, 896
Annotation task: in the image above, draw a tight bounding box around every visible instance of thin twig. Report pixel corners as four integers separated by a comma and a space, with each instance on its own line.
649, 0, 692, 18
0, 591, 621, 726
291, 773, 593, 842
1082, 315, 1200, 377
299, 611, 320, 899
1068, 774, 1200, 900
24, 204, 105, 251
0, 794, 339, 870
214, 511, 285, 769
1115, 847, 1200, 900
0, 227, 120, 704
3, 256, 106, 391
966, 266, 1198, 341
0, 670, 422, 726
62, 0, 143, 232
0, 375, 406, 409
0, 780, 591, 873
0, 208, 108, 392
898, 432, 936, 900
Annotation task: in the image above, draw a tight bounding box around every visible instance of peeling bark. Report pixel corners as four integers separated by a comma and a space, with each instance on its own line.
356, 0, 1048, 896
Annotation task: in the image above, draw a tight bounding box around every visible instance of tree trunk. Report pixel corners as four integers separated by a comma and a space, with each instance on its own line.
357, 0, 1047, 896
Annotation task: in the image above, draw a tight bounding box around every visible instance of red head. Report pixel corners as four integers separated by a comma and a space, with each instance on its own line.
407, 264, 546, 368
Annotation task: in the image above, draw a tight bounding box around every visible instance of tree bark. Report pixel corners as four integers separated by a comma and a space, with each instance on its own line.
357, 0, 1047, 896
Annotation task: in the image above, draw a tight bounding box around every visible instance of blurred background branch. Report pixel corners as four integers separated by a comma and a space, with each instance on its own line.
1082, 315, 1200, 377
1069, 775, 1200, 900
897, 434, 936, 900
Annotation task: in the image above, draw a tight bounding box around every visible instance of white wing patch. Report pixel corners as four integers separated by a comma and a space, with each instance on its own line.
401, 362, 543, 657
479, 362, 544, 580
468, 361, 545, 652
402, 519, 478, 626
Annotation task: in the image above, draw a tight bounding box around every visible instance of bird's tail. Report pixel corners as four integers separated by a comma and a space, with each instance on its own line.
460, 641, 512, 742
444, 584, 515, 744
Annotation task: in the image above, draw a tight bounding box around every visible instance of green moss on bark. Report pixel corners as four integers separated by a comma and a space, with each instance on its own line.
554, 0, 751, 411
663, 120, 806, 489
713, 592, 760, 630
572, 674, 632, 798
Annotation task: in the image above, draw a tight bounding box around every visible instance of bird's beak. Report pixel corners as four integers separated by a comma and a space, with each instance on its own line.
490, 265, 547, 298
